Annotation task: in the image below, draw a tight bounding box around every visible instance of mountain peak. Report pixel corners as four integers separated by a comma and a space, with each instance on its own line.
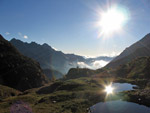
42, 43, 52, 49
30, 41, 38, 45
10, 38, 25, 45
10, 38, 18, 41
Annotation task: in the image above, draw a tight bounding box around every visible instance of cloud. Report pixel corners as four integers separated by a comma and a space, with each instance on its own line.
91, 60, 109, 69
23, 35, 28, 39
18, 32, 28, 39
77, 60, 109, 69
101, 51, 120, 57
82, 55, 97, 59
109, 51, 120, 57
5, 32, 10, 35
77, 62, 91, 68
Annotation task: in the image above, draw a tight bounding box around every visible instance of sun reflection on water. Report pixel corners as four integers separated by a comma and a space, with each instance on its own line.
105, 84, 114, 95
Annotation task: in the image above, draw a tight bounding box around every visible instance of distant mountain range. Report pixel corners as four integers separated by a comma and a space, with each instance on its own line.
10, 38, 114, 77
106, 33, 150, 68
0, 35, 49, 91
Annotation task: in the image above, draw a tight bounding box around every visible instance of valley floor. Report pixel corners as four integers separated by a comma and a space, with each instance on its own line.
0, 77, 150, 113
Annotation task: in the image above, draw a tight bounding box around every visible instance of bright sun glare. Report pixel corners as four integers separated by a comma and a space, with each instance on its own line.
105, 85, 114, 94
99, 6, 128, 36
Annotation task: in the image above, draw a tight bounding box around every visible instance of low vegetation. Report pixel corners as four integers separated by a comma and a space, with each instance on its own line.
0, 77, 108, 113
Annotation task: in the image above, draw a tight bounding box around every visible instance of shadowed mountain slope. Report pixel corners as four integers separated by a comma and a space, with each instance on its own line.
0, 35, 49, 91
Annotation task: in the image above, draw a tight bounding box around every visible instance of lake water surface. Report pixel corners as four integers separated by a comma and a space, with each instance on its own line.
112, 83, 137, 92
90, 83, 150, 113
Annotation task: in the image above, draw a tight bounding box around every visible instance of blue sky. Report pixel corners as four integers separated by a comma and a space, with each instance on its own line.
0, 0, 150, 57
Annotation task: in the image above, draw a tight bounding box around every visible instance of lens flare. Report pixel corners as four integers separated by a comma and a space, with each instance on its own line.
97, 6, 129, 37
105, 85, 114, 94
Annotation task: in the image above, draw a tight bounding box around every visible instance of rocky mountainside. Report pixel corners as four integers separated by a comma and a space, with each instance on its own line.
0, 35, 49, 91
106, 33, 150, 68
65, 68, 96, 79
114, 56, 150, 79
10, 38, 114, 76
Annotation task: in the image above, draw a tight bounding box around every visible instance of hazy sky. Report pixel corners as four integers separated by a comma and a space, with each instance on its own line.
1, 0, 150, 57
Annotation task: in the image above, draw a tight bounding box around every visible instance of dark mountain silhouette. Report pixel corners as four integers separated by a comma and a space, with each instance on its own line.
106, 33, 150, 68
0, 35, 49, 91
10, 39, 114, 76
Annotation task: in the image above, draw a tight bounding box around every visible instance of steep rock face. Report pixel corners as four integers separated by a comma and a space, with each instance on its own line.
106, 33, 150, 68
0, 35, 49, 91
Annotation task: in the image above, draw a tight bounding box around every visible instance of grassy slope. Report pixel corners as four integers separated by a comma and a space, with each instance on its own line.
0, 76, 150, 113
0, 85, 20, 99
114, 57, 150, 79
0, 77, 110, 113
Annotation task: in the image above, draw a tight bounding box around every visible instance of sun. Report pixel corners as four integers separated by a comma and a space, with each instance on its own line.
98, 6, 128, 36
105, 85, 114, 94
